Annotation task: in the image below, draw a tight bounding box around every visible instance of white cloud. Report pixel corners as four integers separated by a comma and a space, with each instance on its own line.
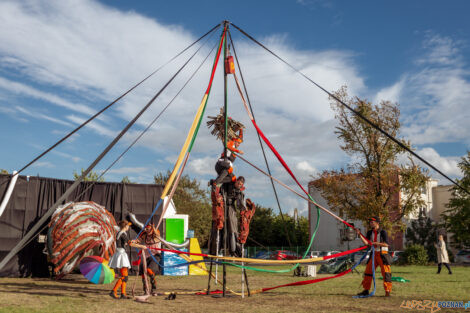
375, 33, 470, 147
374, 78, 404, 105
296, 161, 317, 174
0, 76, 97, 115
187, 156, 214, 176
31, 161, 55, 168
416, 33, 463, 66
15, 105, 71, 126
66, 114, 116, 138
417, 147, 461, 178
106, 167, 149, 174
0, 0, 396, 213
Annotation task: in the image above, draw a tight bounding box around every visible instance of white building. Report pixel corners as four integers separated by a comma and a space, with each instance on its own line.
308, 178, 453, 252
308, 185, 365, 252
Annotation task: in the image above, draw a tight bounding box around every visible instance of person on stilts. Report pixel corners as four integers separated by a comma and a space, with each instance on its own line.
109, 220, 132, 299
208, 127, 244, 255
356, 216, 392, 297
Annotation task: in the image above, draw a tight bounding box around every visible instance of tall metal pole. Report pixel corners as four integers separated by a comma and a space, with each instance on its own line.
222, 20, 229, 298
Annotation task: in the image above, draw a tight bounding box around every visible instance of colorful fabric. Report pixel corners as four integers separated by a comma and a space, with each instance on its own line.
238, 199, 256, 244
211, 186, 224, 230
79, 255, 115, 284
362, 251, 392, 293
47, 201, 117, 276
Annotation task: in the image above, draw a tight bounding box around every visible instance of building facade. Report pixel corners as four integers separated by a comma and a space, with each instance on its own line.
308, 178, 453, 252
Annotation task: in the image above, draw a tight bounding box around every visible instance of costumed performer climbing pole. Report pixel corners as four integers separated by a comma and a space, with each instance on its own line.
109, 220, 132, 299
128, 214, 161, 296
207, 110, 245, 256
356, 216, 392, 297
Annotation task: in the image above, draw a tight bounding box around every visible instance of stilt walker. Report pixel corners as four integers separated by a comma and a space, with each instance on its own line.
239, 198, 255, 297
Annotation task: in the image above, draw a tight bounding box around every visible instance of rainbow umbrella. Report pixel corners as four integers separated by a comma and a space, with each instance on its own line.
79, 256, 115, 284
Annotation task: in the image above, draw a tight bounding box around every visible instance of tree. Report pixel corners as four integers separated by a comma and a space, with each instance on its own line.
248, 205, 310, 248
442, 151, 470, 248
313, 86, 428, 233
0, 169, 8, 174
154, 172, 212, 248
121, 176, 134, 184
405, 211, 438, 261
73, 169, 105, 182
248, 205, 275, 246
400, 244, 428, 265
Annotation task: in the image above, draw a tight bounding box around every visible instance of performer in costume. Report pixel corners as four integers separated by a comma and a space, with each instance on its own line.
213, 134, 243, 186
109, 220, 132, 299
356, 216, 392, 297
210, 176, 246, 256
207, 109, 246, 256
206, 109, 244, 187
132, 223, 161, 296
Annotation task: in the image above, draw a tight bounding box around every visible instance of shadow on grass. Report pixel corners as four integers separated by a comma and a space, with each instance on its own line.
0, 281, 105, 298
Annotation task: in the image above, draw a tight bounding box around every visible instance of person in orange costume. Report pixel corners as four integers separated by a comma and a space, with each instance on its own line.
213, 130, 244, 186
134, 224, 161, 296
109, 220, 132, 299
356, 216, 392, 297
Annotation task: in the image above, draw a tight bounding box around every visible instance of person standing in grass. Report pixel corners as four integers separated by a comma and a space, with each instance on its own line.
355, 216, 392, 297
109, 221, 132, 299
435, 234, 452, 274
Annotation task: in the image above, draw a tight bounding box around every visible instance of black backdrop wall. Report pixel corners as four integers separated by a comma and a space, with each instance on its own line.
0, 174, 163, 277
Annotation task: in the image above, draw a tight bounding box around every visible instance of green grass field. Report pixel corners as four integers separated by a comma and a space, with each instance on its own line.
0, 264, 468, 313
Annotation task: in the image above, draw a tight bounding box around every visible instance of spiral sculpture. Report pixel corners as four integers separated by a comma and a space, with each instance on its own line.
47, 201, 117, 277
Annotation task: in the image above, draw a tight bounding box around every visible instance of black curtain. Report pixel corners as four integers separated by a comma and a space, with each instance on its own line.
0, 174, 163, 277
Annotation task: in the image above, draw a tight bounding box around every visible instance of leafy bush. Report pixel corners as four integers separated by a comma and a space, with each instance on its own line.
400, 244, 429, 265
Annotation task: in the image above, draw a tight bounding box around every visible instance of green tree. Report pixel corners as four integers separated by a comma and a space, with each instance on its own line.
73, 168, 105, 182
0, 169, 8, 174
154, 172, 212, 247
248, 205, 310, 248
405, 211, 438, 261
313, 86, 428, 233
248, 205, 275, 246
400, 244, 429, 265
442, 151, 470, 248
121, 176, 134, 184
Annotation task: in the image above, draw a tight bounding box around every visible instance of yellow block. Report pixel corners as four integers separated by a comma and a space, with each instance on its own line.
189, 238, 207, 275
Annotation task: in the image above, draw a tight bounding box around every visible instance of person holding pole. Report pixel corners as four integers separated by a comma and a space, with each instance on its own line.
356, 216, 392, 297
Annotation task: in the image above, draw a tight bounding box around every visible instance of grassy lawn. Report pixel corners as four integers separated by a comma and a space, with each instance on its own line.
0, 264, 468, 313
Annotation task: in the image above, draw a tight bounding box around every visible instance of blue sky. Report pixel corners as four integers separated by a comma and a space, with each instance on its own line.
1, 0, 469, 216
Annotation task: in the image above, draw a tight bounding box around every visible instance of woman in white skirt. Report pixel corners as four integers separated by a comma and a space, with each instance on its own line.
109, 221, 132, 299
435, 235, 452, 274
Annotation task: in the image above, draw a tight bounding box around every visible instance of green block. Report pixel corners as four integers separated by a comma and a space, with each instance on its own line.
165, 218, 185, 244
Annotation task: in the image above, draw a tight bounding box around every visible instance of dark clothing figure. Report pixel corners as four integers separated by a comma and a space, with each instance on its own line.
437, 262, 452, 274
209, 178, 245, 257
134, 224, 161, 295
116, 231, 128, 249
214, 152, 237, 185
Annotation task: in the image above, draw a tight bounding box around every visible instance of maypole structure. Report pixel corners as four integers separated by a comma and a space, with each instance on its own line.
222, 20, 229, 298
3, 18, 469, 301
